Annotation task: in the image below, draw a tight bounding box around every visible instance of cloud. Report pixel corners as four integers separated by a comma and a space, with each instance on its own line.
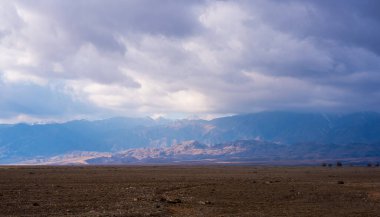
0, 0, 379, 122
0, 80, 97, 121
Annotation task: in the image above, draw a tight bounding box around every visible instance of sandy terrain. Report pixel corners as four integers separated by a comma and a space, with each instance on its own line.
0, 166, 379, 216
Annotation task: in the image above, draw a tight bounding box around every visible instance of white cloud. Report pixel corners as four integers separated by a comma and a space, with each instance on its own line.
2, 70, 47, 86
0, 0, 379, 122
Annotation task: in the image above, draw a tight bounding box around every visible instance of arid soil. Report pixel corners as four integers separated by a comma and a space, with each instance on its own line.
0, 166, 380, 217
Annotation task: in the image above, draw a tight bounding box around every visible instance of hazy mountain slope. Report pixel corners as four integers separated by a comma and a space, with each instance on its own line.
325, 112, 380, 143
0, 117, 162, 163
210, 112, 334, 143
86, 140, 380, 165
0, 111, 380, 163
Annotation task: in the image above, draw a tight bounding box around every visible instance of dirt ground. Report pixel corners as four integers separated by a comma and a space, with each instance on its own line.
0, 166, 380, 217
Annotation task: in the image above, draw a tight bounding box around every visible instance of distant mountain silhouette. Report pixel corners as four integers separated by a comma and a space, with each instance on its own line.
1, 111, 380, 164
86, 140, 380, 165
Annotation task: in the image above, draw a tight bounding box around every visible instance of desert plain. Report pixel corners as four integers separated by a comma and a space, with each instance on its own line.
0, 166, 380, 217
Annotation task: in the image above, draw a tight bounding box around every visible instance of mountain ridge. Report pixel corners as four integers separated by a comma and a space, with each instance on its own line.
1, 111, 380, 164
16, 139, 380, 165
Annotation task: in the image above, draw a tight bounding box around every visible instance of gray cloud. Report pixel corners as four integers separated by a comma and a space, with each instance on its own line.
0, 0, 379, 122
0, 80, 98, 122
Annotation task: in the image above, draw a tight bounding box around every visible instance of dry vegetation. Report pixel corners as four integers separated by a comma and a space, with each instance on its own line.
0, 166, 380, 216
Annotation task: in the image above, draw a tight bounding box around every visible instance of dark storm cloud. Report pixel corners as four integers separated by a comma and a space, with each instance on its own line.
239, 0, 380, 74
20, 0, 204, 53
228, 0, 380, 112
308, 0, 380, 55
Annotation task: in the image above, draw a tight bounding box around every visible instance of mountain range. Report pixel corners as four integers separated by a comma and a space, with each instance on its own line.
1, 111, 380, 164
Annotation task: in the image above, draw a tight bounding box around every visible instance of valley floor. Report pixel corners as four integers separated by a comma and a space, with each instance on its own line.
0, 166, 380, 216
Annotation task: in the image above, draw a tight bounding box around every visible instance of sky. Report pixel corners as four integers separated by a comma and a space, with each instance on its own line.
0, 0, 380, 123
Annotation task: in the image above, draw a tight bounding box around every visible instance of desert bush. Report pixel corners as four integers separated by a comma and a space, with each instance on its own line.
336, 161, 343, 167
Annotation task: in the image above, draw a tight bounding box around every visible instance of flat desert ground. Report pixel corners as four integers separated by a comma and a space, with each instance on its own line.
0, 166, 380, 216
